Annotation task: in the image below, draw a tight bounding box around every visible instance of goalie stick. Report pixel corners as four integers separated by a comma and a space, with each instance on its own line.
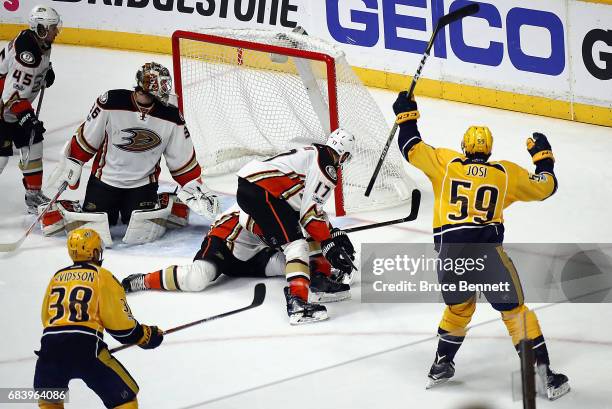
364, 3, 480, 197
110, 283, 266, 353
0, 181, 67, 253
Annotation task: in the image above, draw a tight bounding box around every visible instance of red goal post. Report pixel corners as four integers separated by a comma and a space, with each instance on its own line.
171, 28, 413, 216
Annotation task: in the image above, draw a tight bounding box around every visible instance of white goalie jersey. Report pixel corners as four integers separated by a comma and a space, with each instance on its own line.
68, 89, 201, 189
237, 144, 337, 242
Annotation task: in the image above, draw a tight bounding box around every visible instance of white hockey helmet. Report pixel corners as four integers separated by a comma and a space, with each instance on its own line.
136, 62, 173, 105
326, 128, 355, 165
29, 5, 62, 43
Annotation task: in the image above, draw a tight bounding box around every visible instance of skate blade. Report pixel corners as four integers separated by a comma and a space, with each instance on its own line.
425, 376, 451, 390
310, 290, 351, 303
289, 311, 329, 325
547, 383, 570, 400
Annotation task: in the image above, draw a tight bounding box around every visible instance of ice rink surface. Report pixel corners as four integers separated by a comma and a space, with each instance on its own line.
1, 44, 611, 409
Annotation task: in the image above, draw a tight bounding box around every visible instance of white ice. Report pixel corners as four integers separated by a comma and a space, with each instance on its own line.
0, 44, 611, 409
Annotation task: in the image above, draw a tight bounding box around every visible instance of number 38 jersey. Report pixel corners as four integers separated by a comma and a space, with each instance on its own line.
404, 142, 557, 244
40, 262, 140, 346
0, 30, 51, 123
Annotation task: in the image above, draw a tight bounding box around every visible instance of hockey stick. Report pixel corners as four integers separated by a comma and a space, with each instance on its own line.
110, 283, 267, 353
0, 181, 67, 253
22, 85, 46, 169
364, 3, 480, 197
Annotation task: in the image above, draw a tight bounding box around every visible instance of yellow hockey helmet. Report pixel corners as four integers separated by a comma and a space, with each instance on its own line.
67, 228, 103, 263
462, 126, 493, 157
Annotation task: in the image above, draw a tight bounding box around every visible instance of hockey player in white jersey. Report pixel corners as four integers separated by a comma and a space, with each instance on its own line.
0, 5, 60, 213
233, 128, 357, 324
49, 62, 220, 233
121, 204, 351, 304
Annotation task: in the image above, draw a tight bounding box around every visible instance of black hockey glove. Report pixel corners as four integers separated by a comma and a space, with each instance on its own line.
330, 228, 355, 260
322, 236, 355, 276
526, 132, 554, 174
393, 91, 420, 126
138, 324, 164, 350
17, 110, 45, 139
44, 65, 55, 88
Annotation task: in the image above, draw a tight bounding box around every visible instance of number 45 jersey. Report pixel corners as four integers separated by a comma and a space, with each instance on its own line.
404, 142, 557, 244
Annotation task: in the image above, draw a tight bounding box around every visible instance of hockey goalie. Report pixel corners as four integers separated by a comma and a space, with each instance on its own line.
46, 62, 220, 246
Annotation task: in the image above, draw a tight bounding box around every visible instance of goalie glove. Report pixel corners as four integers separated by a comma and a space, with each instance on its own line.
177, 179, 220, 220
48, 157, 83, 191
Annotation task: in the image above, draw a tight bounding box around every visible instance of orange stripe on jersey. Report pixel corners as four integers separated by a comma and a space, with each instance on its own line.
208, 212, 241, 242
173, 165, 201, 187
254, 175, 304, 200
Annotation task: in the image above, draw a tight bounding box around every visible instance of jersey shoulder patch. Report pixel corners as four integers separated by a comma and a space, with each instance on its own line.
14, 30, 42, 68
151, 102, 185, 126
312, 143, 338, 184
98, 89, 137, 111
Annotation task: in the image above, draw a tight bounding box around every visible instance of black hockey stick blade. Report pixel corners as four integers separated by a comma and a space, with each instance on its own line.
345, 189, 421, 235
438, 3, 479, 28
110, 283, 266, 353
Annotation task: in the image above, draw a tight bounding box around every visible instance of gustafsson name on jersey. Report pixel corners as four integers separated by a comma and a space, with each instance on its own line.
51, 0, 299, 27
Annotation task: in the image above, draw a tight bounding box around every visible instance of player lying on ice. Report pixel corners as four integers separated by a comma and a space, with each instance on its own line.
392, 91, 569, 399
45, 62, 220, 246
124, 128, 358, 325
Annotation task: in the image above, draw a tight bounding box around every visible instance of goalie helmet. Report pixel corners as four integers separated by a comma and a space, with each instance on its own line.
67, 228, 104, 264
326, 128, 355, 165
29, 5, 62, 44
462, 126, 493, 158
136, 62, 173, 105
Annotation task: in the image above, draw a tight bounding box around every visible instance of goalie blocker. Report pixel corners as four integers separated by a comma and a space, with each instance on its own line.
39, 193, 189, 246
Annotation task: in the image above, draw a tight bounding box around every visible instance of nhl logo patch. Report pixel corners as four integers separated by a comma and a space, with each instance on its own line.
19, 51, 34, 64
325, 165, 337, 181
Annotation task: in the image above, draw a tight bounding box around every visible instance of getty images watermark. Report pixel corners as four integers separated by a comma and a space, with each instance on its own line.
360, 243, 612, 303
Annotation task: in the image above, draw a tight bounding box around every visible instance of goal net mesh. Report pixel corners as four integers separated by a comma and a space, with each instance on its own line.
173, 28, 414, 214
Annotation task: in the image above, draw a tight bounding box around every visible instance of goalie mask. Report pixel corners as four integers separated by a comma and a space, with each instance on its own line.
326, 128, 355, 166
136, 62, 173, 105
29, 5, 62, 45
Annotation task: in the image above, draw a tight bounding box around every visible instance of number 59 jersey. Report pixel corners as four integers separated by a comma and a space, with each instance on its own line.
40, 262, 138, 343
405, 142, 557, 243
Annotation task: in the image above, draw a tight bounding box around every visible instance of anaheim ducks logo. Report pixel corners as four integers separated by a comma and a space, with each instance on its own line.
115, 128, 162, 153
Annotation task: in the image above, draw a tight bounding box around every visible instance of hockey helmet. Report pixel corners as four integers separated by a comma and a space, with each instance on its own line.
67, 228, 104, 264
136, 62, 173, 105
462, 126, 493, 158
326, 128, 355, 165
29, 5, 62, 43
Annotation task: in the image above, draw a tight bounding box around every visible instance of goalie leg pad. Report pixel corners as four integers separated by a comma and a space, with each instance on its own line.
38, 200, 81, 236
122, 201, 172, 245
159, 192, 189, 228
60, 204, 113, 247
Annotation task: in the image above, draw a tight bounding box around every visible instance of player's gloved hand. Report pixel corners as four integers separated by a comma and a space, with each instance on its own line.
50, 157, 82, 191
526, 132, 554, 164
177, 179, 220, 220
17, 110, 46, 139
44, 65, 55, 88
321, 236, 355, 276
330, 228, 355, 260
393, 91, 420, 125
137, 324, 164, 350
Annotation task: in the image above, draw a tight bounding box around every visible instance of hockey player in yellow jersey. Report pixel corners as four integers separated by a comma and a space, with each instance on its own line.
393, 91, 569, 399
33, 228, 164, 408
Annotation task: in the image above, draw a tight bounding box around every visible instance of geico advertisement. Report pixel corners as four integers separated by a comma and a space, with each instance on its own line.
2, 0, 610, 107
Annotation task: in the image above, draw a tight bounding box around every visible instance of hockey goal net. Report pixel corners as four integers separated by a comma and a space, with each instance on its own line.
172, 28, 414, 215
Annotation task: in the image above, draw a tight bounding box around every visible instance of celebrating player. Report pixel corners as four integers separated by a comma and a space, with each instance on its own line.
33, 228, 164, 409
393, 91, 569, 399
231, 128, 356, 324
0, 5, 60, 213
121, 204, 351, 303
49, 62, 219, 231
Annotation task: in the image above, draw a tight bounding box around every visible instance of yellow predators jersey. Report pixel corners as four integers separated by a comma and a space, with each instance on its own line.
407, 142, 556, 237
41, 262, 138, 342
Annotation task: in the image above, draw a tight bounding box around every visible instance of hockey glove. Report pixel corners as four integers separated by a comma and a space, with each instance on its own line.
137, 324, 164, 350
17, 110, 45, 140
330, 228, 355, 259
393, 91, 420, 125
177, 179, 220, 220
45, 65, 55, 88
322, 236, 355, 276
526, 133, 554, 164
50, 157, 82, 191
